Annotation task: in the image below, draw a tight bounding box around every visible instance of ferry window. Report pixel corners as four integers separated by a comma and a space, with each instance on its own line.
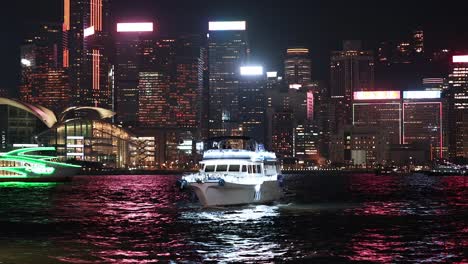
242, 165, 247, 172
229, 165, 240, 172
252, 165, 257, 174
248, 165, 253, 173
205, 165, 215, 172
216, 165, 228, 172
256, 165, 261, 174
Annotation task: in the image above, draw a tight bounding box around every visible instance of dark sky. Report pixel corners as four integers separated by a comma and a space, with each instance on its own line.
2, 0, 467, 94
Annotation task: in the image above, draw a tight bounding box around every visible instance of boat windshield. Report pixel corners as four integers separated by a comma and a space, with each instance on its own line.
228, 165, 240, 172
205, 165, 215, 172
216, 165, 228, 172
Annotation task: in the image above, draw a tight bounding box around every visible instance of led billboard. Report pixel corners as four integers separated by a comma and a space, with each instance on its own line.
353, 91, 400, 100
240, 66, 263, 76
453, 55, 468, 63
117, 22, 154, 32
84, 26, 95, 37
209, 21, 246, 31
403, 91, 441, 99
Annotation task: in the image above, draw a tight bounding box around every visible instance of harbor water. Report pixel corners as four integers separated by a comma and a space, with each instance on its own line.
0, 174, 466, 263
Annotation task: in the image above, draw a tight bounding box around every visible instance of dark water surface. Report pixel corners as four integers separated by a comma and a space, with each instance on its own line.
0, 174, 466, 263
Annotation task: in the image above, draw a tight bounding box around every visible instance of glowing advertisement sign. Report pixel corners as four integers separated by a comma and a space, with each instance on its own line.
209, 21, 246, 31
353, 91, 400, 100
403, 91, 441, 99
84, 26, 95, 37
453, 55, 468, 63
267, 72, 278, 78
240, 66, 263, 76
117, 23, 154, 32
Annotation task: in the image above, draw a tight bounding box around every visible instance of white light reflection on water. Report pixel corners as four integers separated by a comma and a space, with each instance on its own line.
180, 205, 287, 262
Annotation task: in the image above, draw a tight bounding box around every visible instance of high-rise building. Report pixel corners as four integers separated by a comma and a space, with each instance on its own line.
115, 22, 155, 126
239, 66, 267, 143
136, 36, 204, 129
293, 123, 320, 166
352, 91, 402, 145
448, 55, 468, 159
330, 40, 374, 132
402, 90, 445, 160
208, 21, 248, 137
63, 0, 112, 108
284, 48, 311, 88
20, 23, 70, 112
272, 112, 294, 158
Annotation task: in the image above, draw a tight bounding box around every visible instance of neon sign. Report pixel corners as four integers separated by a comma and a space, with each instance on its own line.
403, 91, 441, 99
453, 55, 468, 63
117, 22, 154, 32
353, 91, 400, 100
209, 21, 246, 31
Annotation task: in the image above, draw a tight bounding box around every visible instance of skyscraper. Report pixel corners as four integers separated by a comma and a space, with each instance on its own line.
115, 22, 155, 126
284, 48, 311, 88
208, 21, 248, 137
20, 23, 70, 112
402, 91, 445, 160
352, 91, 401, 145
330, 40, 374, 132
137, 36, 204, 129
63, 0, 112, 109
239, 66, 267, 143
448, 55, 468, 159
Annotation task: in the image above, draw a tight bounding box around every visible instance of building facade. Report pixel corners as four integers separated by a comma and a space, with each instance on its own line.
284, 48, 311, 88
330, 40, 375, 132
208, 21, 249, 137
447, 55, 468, 159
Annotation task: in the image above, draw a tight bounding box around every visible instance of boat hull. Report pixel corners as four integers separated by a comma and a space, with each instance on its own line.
188, 180, 282, 207
0, 167, 79, 183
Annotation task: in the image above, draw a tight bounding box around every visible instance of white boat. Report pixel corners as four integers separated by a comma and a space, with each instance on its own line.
178, 137, 283, 207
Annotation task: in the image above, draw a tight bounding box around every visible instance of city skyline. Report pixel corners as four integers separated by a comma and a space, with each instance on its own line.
2, 0, 468, 93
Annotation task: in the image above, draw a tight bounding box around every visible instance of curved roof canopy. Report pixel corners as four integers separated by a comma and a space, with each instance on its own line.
0, 97, 57, 128
59, 106, 115, 122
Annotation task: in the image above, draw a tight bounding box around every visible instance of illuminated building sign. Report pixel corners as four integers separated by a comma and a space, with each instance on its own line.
240, 66, 263, 76
84, 26, 95, 37
21, 59, 32, 67
209, 21, 246, 31
267, 72, 278, 78
403, 91, 441, 99
117, 22, 154, 32
453, 55, 468, 63
289, 84, 302, 89
287, 48, 309, 54
353, 91, 400, 100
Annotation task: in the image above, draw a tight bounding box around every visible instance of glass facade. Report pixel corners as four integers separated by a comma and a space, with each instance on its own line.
37, 120, 132, 169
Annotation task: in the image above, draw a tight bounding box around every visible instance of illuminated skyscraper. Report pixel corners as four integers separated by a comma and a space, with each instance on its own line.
352, 91, 402, 145
402, 91, 445, 159
137, 35, 204, 129
239, 66, 267, 143
20, 23, 70, 112
448, 55, 468, 159
208, 21, 248, 137
63, 0, 112, 108
330, 40, 374, 132
114, 22, 155, 126
284, 48, 311, 88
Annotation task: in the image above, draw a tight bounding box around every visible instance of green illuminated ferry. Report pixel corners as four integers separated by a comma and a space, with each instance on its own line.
0, 147, 81, 182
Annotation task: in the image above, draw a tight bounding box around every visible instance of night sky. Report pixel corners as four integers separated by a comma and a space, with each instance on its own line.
2, 0, 467, 94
